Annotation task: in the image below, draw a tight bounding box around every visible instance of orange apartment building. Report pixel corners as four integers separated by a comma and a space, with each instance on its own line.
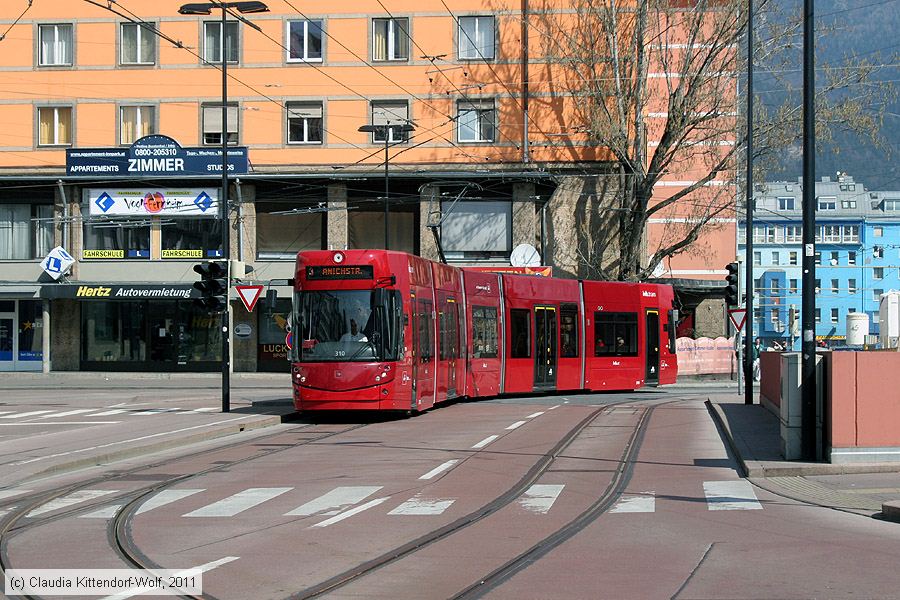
0, 0, 736, 373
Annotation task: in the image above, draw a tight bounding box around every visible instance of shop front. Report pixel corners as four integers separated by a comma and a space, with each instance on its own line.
0, 299, 43, 372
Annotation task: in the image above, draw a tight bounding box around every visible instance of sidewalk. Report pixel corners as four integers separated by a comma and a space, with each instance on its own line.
707, 392, 900, 521
0, 370, 289, 389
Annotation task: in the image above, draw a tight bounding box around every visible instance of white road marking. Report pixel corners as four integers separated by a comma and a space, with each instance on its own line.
80, 505, 121, 519
548, 405, 560, 410
311, 497, 390, 528
0, 421, 122, 426
101, 556, 239, 600
0, 410, 55, 419
92, 409, 128, 416
134, 408, 179, 416
0, 489, 30, 500
12, 416, 254, 466
704, 481, 763, 511
610, 493, 656, 513
38, 409, 98, 419
191, 407, 218, 412
0, 411, 15, 415
388, 495, 455, 515
27, 489, 118, 518
419, 459, 459, 480
517, 484, 565, 514
471, 435, 498, 449
81, 489, 206, 519
525, 412, 545, 419
184, 487, 292, 517
506, 420, 526, 430
285, 486, 383, 517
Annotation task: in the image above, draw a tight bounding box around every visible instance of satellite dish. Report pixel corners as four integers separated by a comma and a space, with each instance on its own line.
510, 243, 541, 267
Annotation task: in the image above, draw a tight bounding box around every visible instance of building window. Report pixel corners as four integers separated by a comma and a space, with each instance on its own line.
789, 279, 798, 293
823, 225, 841, 243
849, 251, 857, 265
784, 225, 802, 243
843, 225, 859, 242
815, 308, 820, 323
202, 104, 239, 145
39, 23, 73, 66
120, 105, 155, 145
830, 251, 839, 265
771, 251, 780, 266
594, 312, 638, 357
287, 102, 323, 144
472, 306, 499, 358
874, 267, 884, 280
874, 289, 884, 301
814, 252, 820, 266
0, 204, 53, 260
789, 251, 798, 265
82, 218, 151, 259
753, 251, 761, 266
457, 100, 495, 143
874, 245, 884, 259
255, 201, 323, 259
873, 312, 881, 324
348, 206, 416, 254
372, 18, 409, 61
510, 308, 531, 358
818, 197, 837, 211
441, 200, 511, 260
874, 226, 884, 237
848, 279, 857, 294
754, 277, 763, 292
738, 225, 746, 244
37, 106, 73, 146
753, 225, 775, 244
831, 308, 839, 323
161, 218, 222, 259
777, 197, 795, 210
831, 279, 839, 294
815, 279, 820, 292
771, 308, 780, 323
204, 21, 239, 64
287, 20, 323, 62
841, 199, 856, 209
369, 101, 410, 142
884, 199, 900, 211
458, 16, 495, 60
121, 22, 156, 65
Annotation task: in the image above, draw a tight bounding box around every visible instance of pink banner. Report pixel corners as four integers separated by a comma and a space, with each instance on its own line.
676, 336, 736, 375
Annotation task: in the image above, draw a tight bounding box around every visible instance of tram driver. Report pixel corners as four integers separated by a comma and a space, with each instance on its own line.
340, 319, 368, 342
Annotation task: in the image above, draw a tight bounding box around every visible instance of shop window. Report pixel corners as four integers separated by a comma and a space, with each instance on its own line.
82, 207, 150, 259
509, 308, 530, 358
372, 18, 409, 61
472, 305, 498, 358
594, 312, 638, 356
202, 103, 239, 145
348, 209, 416, 254
38, 106, 73, 146
458, 16, 495, 59
121, 22, 156, 65
39, 23, 73, 66
560, 304, 578, 358
120, 105, 155, 145
161, 218, 222, 259
0, 204, 53, 260
258, 298, 292, 372
457, 99, 496, 143
441, 200, 511, 260
287, 102, 323, 144
204, 21, 239, 64
287, 19, 323, 62
256, 202, 323, 259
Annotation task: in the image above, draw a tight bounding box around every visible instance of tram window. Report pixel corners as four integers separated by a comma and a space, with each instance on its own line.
472, 305, 498, 358
560, 304, 578, 358
594, 312, 638, 357
439, 299, 459, 360
510, 309, 530, 358
418, 300, 433, 360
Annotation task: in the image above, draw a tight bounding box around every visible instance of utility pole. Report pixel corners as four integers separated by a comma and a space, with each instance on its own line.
744, 0, 755, 406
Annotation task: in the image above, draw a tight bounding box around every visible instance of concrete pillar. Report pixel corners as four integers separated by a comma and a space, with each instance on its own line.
42, 299, 50, 373
236, 181, 256, 262
50, 299, 79, 371
511, 182, 537, 251
327, 182, 348, 250
419, 183, 440, 261
545, 176, 583, 279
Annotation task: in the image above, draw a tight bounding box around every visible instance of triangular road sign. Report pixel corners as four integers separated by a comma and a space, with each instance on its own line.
728, 308, 747, 332
235, 285, 264, 312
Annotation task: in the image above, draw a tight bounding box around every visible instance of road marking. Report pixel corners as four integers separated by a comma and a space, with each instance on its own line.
506, 420, 526, 430
27, 489, 118, 518
0, 489, 30, 501
0, 421, 122, 426
81, 489, 206, 520
0, 411, 15, 415
389, 495, 455, 515
191, 407, 218, 413
610, 493, 656, 513
134, 408, 180, 416
312, 497, 390, 528
285, 486, 382, 517
184, 487, 292, 517
471, 435, 498, 449
0, 410, 56, 419
38, 409, 98, 419
525, 411, 545, 419
419, 460, 459, 480
101, 556, 239, 600
548, 405, 560, 410
80, 505, 121, 519
518, 484, 565, 514
704, 481, 763, 511
92, 409, 128, 416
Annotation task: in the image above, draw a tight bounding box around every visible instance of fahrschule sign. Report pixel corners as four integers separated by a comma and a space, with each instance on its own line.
66, 135, 248, 177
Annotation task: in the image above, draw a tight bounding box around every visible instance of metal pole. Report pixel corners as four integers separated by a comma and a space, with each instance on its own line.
221, 6, 231, 413
384, 125, 390, 250
801, 0, 817, 460
744, 0, 755, 405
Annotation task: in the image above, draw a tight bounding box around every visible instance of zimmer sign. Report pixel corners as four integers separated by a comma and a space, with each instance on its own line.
66, 135, 248, 177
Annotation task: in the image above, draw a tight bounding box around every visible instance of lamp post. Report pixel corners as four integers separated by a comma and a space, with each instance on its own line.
179, 1, 268, 413
358, 123, 415, 249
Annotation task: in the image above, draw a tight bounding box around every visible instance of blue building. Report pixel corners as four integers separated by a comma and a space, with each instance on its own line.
738, 174, 900, 350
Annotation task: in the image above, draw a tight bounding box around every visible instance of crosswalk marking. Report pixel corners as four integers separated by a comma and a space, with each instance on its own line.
285, 486, 382, 517
610, 493, 656, 513
191, 407, 218, 413
0, 407, 222, 420
184, 487, 292, 517
27, 489, 118, 518
80, 489, 206, 520
134, 408, 180, 416
38, 409, 97, 419
388, 495, 455, 515
92, 409, 128, 416
703, 481, 763, 511
526, 411, 545, 419
472, 435, 498, 449
0, 489, 31, 501
0, 410, 55, 419
506, 420, 527, 430
419, 460, 459, 480
518, 484, 565, 514
311, 497, 390, 528
101, 556, 239, 600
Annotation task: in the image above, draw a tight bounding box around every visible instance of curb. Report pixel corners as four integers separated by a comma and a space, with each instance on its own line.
883, 501, 900, 523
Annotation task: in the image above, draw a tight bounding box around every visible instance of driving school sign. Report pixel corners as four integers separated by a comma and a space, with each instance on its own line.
87, 188, 219, 217
66, 135, 248, 177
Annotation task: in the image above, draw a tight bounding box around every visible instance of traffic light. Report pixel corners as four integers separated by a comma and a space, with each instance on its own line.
724, 262, 739, 306
193, 261, 227, 313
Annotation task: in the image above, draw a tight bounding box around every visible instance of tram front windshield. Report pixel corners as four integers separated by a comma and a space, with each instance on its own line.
296, 289, 401, 362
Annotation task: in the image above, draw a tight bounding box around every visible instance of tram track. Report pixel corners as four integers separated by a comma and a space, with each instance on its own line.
289, 399, 663, 600
0, 421, 370, 600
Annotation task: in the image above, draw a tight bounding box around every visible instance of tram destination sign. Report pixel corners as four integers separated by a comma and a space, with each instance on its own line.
66, 135, 248, 177
306, 265, 374, 280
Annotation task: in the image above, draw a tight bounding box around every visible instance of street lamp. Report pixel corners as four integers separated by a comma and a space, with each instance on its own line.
179, 1, 268, 413
358, 123, 415, 249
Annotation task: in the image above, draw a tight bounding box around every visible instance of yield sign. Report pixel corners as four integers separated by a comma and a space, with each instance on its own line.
728, 308, 748, 332
235, 285, 264, 312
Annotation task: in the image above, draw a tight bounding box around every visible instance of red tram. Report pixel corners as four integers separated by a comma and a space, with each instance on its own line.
290, 250, 678, 412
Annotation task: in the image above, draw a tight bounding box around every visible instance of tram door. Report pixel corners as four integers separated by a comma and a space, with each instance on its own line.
415, 298, 435, 408
438, 296, 459, 399
645, 310, 660, 384
533, 306, 558, 390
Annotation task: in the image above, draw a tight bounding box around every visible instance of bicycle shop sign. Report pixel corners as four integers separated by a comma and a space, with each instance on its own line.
66, 135, 248, 177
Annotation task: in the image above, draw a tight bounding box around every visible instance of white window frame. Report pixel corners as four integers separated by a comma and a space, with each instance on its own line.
286, 102, 324, 144
458, 16, 495, 60
789, 251, 798, 265
37, 106, 73, 146
121, 22, 156, 65
777, 197, 795, 211
823, 225, 841, 243
771, 251, 780, 266
204, 21, 239, 64
874, 267, 884, 280
818, 197, 837, 210
202, 103, 239, 146
286, 20, 323, 62
848, 251, 857, 265
457, 99, 496, 143
119, 105, 155, 145
784, 225, 802, 243
831, 308, 839, 324
848, 279, 857, 294
370, 101, 410, 143
831, 279, 839, 294
372, 18, 409, 62
874, 226, 884, 237
38, 23, 73, 66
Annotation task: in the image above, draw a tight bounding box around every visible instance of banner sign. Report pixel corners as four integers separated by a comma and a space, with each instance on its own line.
66, 134, 248, 177
87, 187, 219, 217
464, 266, 553, 277
41, 284, 198, 300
